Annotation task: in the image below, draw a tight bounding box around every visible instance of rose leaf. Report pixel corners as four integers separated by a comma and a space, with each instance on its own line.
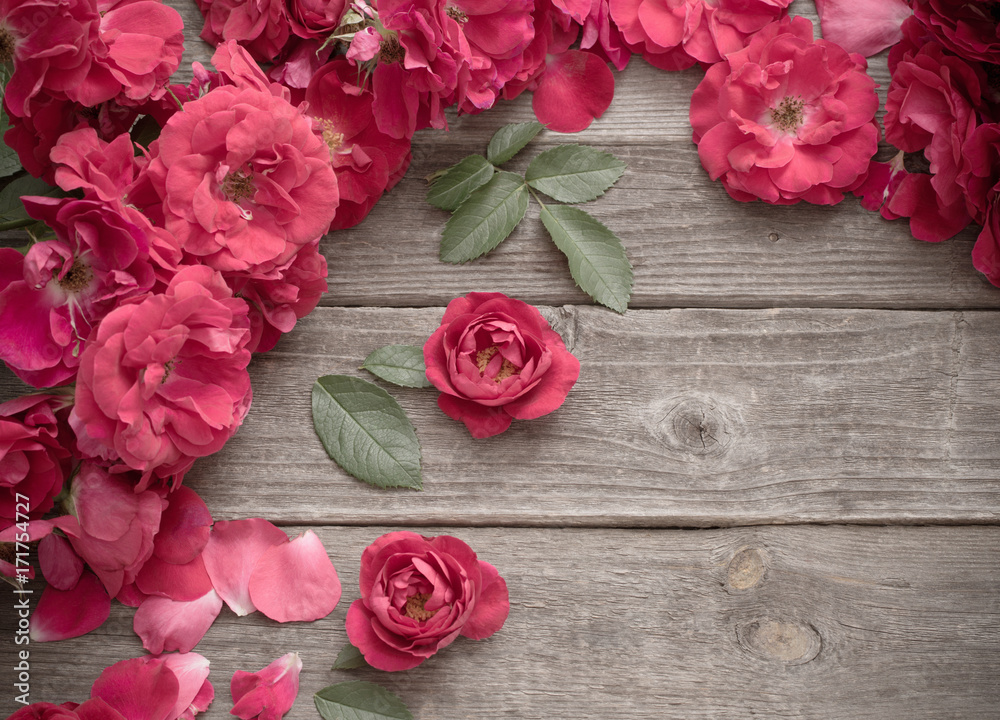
540, 204, 633, 314
361, 345, 433, 388
426, 154, 495, 211
440, 171, 528, 263
314, 681, 413, 720
312, 375, 422, 490
0, 107, 21, 179
331, 643, 370, 670
525, 144, 626, 203
487, 120, 544, 165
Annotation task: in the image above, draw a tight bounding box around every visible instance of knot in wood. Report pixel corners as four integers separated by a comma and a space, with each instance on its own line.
738, 619, 821, 665
727, 547, 765, 590
648, 395, 740, 460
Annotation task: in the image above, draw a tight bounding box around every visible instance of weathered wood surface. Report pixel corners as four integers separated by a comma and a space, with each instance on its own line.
157, 0, 1000, 311
3, 525, 998, 719
3, 306, 995, 526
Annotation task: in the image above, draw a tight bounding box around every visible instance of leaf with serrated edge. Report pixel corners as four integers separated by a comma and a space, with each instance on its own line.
440, 171, 527, 263
332, 644, 370, 670
312, 375, 422, 490
426, 155, 494, 211
0, 176, 60, 221
0, 108, 21, 179
362, 345, 432, 388
526, 145, 626, 203
315, 681, 413, 720
540, 204, 633, 314
487, 121, 544, 165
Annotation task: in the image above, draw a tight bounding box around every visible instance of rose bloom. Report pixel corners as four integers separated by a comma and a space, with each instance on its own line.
8, 700, 126, 720
911, 0, 1000, 65
70, 265, 253, 487
143, 79, 338, 275
690, 15, 879, 205
0, 394, 71, 524
424, 292, 580, 438
346, 531, 510, 671
197, 0, 291, 62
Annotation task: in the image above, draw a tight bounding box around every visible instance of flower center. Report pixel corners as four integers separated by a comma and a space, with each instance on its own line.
770, 96, 805, 133
162, 359, 176, 383
319, 119, 345, 153
475, 345, 520, 382
58, 261, 93, 293
379, 34, 404, 64
0, 26, 16, 65
403, 593, 438, 622
446, 6, 468, 23
223, 169, 255, 203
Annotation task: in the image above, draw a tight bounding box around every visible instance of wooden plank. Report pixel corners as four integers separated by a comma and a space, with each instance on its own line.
3, 525, 997, 718
4, 307, 993, 526
157, 1, 998, 310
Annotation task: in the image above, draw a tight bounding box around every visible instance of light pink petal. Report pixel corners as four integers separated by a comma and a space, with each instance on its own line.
230, 652, 302, 720
532, 50, 615, 133
153, 486, 213, 565
248, 530, 341, 623
30, 571, 110, 642
38, 533, 84, 590
202, 519, 288, 616
90, 657, 180, 720
160, 652, 214, 720
133, 590, 224, 655
815, 0, 911, 57
461, 560, 510, 640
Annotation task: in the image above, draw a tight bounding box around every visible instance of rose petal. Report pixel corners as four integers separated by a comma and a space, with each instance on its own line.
133, 590, 224, 655
38, 533, 84, 591
30, 571, 110, 642
248, 530, 341, 622
461, 560, 510, 640
90, 658, 180, 720
202, 519, 287, 616
532, 50, 615, 133
153, 486, 213, 565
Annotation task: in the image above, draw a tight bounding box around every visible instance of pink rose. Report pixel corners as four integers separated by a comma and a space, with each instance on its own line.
911, 0, 1000, 65
287, 0, 346, 39
0, 197, 155, 387
424, 292, 580, 439
197, 0, 291, 62
144, 79, 338, 275
8, 700, 125, 720
346, 531, 509, 671
0, 394, 72, 524
70, 265, 253, 486
689, 15, 879, 205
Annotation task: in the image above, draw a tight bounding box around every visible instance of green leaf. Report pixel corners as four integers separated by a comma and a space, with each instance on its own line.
130, 115, 162, 150
487, 121, 544, 165
0, 107, 21, 179
540, 204, 633, 314
426, 154, 494, 211
312, 375, 422, 490
361, 345, 432, 388
0, 175, 63, 230
525, 145, 626, 203
440, 171, 527, 263
332, 644, 370, 670
315, 682, 413, 720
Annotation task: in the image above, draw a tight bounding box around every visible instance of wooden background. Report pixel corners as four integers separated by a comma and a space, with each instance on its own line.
2, 1, 999, 717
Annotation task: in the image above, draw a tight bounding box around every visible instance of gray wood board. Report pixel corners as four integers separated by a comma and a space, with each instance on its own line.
157, 1, 999, 310
4, 306, 994, 526
2, 525, 997, 719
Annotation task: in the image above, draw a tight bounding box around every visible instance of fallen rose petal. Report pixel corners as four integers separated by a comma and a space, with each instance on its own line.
202, 519, 287, 616
39, 533, 84, 591
230, 652, 301, 720
248, 530, 341, 623
161, 652, 214, 720
134, 590, 224, 655
30, 571, 110, 642
91, 657, 180, 720
136, 554, 214, 602
815, 0, 911, 56
532, 50, 614, 133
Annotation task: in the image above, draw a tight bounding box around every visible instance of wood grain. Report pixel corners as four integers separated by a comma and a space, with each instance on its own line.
3, 306, 991, 526
2, 525, 997, 719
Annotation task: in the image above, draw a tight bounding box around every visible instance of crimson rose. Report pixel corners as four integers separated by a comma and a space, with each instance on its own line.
345, 531, 509, 671
423, 292, 580, 439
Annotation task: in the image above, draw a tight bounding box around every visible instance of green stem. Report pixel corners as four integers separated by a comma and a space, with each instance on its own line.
0, 216, 35, 231
166, 87, 184, 111
527, 185, 546, 208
